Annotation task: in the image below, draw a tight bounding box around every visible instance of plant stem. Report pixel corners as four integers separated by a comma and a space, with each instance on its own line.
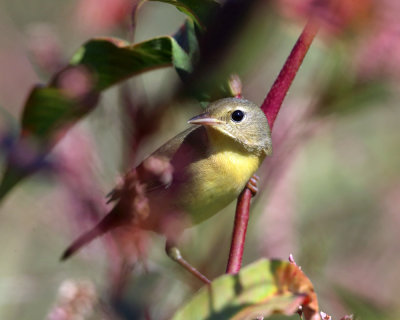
226, 188, 252, 274
226, 20, 319, 274
261, 20, 319, 129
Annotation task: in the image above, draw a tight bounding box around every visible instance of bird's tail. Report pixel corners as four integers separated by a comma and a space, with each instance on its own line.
61, 206, 128, 261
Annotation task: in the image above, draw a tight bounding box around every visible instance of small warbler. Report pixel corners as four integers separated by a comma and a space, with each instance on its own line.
62, 97, 272, 262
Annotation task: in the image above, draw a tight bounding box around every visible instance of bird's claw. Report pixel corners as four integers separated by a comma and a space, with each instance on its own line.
246, 175, 259, 197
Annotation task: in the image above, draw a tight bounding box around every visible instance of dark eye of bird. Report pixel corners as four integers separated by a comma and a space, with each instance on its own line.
231, 110, 245, 122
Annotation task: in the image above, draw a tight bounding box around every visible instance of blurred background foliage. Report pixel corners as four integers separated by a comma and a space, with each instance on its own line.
0, 0, 400, 319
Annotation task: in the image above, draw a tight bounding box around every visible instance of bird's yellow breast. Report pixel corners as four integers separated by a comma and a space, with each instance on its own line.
177, 129, 264, 224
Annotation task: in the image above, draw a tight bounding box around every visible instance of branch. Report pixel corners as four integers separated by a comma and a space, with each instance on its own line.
226, 188, 252, 274
226, 20, 319, 274
261, 20, 319, 129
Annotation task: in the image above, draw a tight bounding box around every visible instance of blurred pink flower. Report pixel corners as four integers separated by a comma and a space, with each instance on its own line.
355, 0, 400, 80
276, 0, 375, 35
47, 280, 96, 320
75, 0, 134, 33
278, 0, 400, 81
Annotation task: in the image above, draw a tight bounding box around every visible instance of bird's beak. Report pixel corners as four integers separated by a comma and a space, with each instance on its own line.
188, 113, 224, 126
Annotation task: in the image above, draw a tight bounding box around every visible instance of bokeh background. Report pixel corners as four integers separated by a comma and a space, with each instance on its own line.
0, 0, 400, 319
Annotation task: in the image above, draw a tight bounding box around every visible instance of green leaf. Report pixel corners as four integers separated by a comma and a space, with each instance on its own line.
21, 36, 192, 140
151, 0, 220, 30
0, 35, 194, 201
21, 87, 85, 139
172, 19, 199, 80
171, 259, 319, 320
19, 37, 192, 141
69, 37, 191, 90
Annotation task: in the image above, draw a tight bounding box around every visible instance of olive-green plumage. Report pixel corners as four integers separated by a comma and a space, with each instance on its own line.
62, 98, 272, 260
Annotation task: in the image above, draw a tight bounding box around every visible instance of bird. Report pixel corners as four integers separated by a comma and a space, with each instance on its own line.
61, 97, 272, 281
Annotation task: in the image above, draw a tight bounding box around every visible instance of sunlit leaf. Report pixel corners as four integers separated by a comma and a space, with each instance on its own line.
69, 37, 191, 90
171, 259, 319, 320
20, 37, 191, 140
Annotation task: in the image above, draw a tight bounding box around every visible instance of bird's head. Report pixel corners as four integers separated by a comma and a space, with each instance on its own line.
188, 98, 272, 156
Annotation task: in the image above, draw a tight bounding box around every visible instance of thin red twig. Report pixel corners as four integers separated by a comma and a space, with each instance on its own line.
225, 20, 319, 275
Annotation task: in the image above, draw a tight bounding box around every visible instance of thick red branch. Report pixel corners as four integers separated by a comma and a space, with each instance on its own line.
261, 20, 319, 129
226, 20, 319, 275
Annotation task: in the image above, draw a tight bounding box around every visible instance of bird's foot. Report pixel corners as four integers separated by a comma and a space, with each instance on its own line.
246, 174, 259, 197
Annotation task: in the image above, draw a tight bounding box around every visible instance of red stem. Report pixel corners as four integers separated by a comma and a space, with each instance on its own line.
226, 188, 252, 274
261, 20, 319, 129
226, 20, 319, 274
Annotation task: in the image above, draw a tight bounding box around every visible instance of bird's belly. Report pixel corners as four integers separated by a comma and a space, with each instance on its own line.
177, 150, 262, 224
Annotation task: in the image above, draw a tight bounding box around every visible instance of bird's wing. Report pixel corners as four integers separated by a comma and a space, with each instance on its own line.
107, 126, 209, 201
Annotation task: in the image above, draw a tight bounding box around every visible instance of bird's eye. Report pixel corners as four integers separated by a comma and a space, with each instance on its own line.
231, 110, 245, 122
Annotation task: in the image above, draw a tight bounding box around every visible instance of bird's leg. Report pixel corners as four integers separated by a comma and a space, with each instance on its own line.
246, 174, 259, 196
165, 240, 211, 284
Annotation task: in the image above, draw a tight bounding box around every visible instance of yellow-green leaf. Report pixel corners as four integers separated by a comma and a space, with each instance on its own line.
171, 259, 319, 320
